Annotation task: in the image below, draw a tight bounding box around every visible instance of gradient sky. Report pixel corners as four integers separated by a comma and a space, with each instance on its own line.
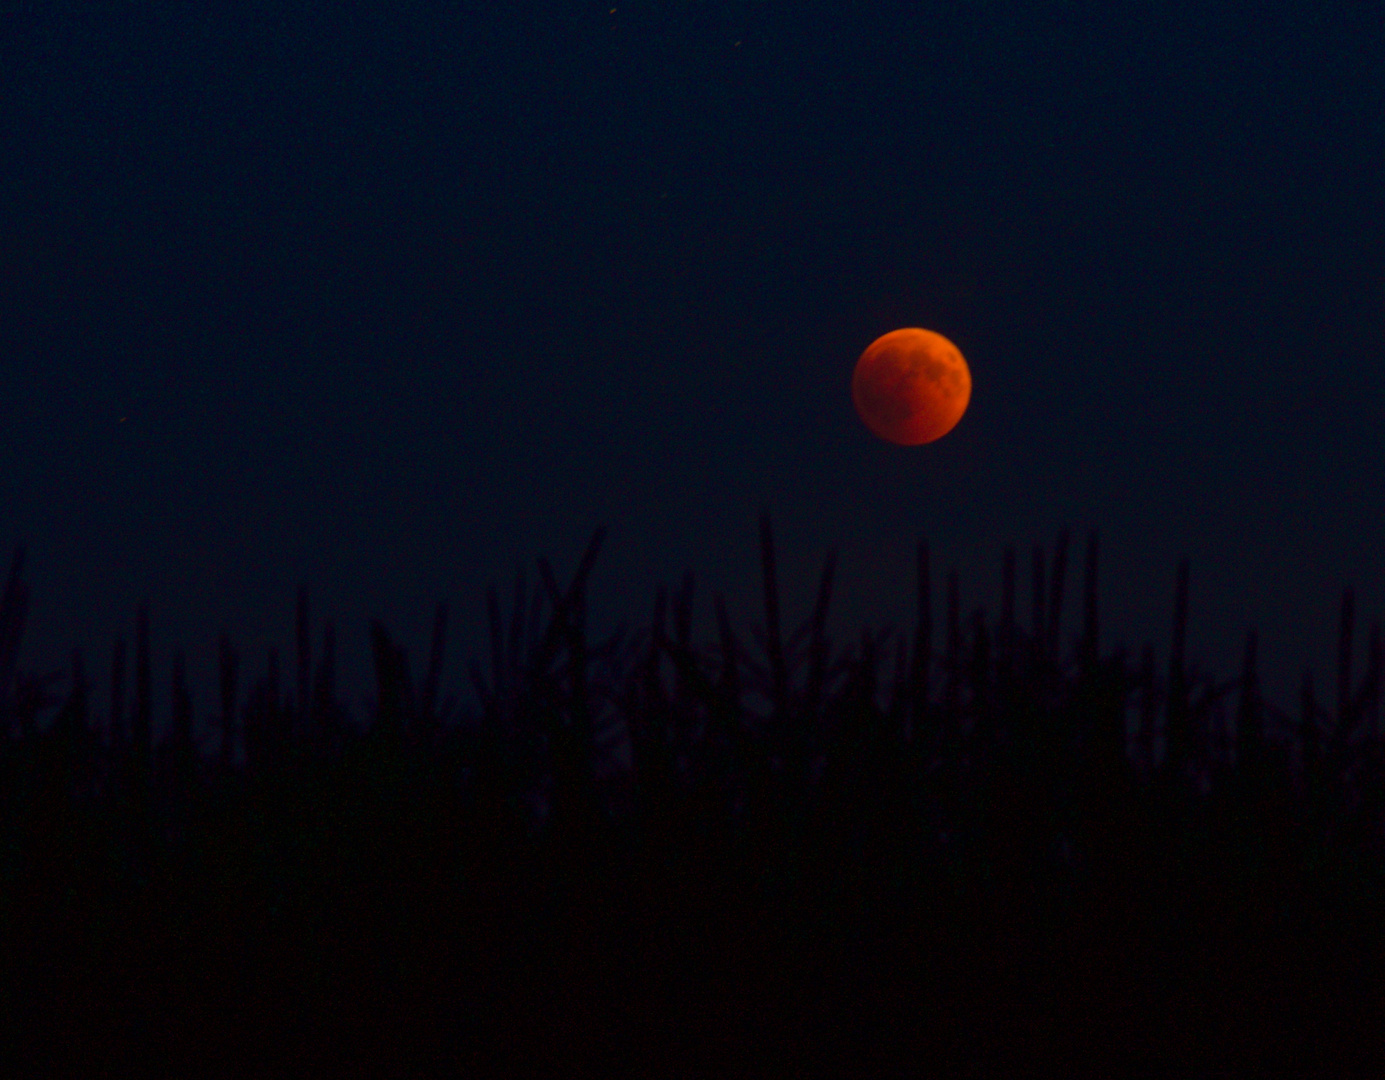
2, 1, 1383, 726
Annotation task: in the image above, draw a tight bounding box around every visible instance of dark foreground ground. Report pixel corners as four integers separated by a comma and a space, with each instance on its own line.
6, 721, 1383, 1074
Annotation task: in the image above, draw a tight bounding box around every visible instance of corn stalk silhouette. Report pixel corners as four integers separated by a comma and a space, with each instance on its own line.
2, 521, 1385, 1069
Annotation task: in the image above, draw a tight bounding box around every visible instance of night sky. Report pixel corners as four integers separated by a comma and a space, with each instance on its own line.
2, 1, 1382, 725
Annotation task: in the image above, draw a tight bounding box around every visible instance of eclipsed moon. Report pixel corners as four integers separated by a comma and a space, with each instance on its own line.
852, 327, 971, 446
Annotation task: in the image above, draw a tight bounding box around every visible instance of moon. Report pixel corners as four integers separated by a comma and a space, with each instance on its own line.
852, 327, 971, 446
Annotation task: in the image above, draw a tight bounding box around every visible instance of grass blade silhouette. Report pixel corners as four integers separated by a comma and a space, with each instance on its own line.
218, 633, 238, 769
1165, 558, 1190, 776
758, 512, 788, 726
1046, 528, 1069, 668
1081, 530, 1098, 671
910, 538, 932, 741
297, 584, 312, 732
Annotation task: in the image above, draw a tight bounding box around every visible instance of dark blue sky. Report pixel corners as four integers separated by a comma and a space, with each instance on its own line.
2, 1, 1383, 722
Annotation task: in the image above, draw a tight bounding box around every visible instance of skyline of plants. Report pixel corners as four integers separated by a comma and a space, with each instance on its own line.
1, 518, 1381, 1068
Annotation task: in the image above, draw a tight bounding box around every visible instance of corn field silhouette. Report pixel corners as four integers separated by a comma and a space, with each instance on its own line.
1, 519, 1383, 1070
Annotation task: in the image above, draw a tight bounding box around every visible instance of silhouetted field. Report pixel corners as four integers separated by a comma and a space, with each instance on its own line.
1, 520, 1383, 1071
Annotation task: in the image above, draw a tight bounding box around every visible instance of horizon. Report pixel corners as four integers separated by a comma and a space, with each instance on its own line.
4, 517, 1374, 753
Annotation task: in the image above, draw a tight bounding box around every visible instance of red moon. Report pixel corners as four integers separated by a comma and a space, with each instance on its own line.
851, 328, 971, 445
